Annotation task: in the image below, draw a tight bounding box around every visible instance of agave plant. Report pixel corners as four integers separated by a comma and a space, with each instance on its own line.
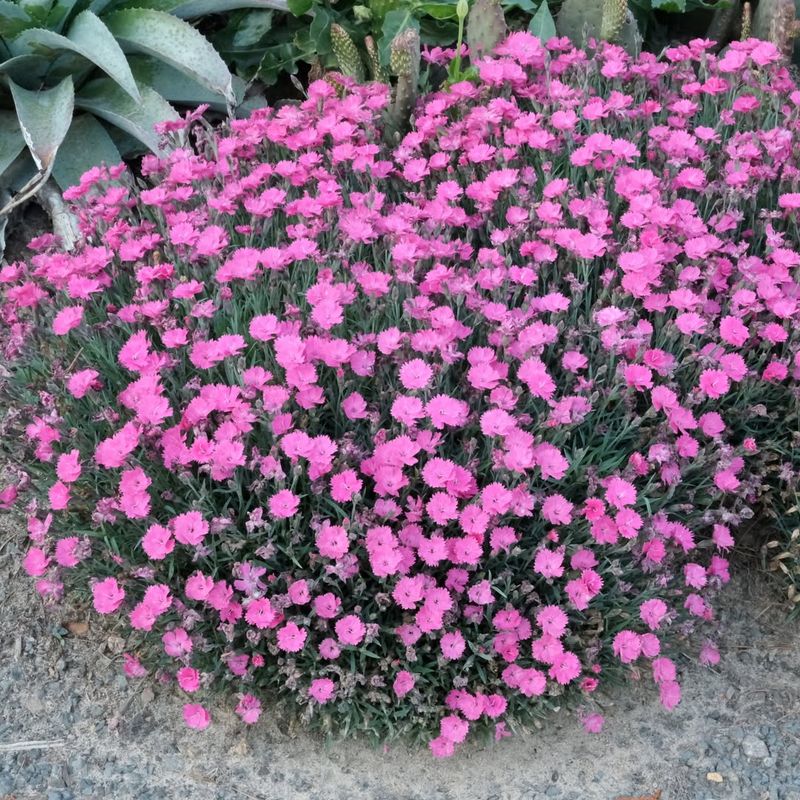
0, 0, 280, 216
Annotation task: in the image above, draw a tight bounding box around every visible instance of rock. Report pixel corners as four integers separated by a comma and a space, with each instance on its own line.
707, 772, 724, 783
742, 735, 770, 760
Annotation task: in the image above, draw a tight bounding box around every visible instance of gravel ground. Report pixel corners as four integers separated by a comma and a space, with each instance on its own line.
1, 513, 799, 800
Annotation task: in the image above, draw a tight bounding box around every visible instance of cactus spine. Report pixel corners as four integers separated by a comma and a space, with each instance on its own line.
364, 35, 388, 83
741, 1, 752, 39
330, 23, 365, 82
467, 0, 508, 61
600, 0, 628, 43
385, 27, 420, 140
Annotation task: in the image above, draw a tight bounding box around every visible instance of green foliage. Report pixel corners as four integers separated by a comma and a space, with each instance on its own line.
467, 0, 508, 60
556, 0, 642, 51
0, 0, 267, 202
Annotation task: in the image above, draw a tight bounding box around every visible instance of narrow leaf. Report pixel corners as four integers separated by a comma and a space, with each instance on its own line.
286, 0, 312, 14
380, 9, 418, 65
9, 76, 75, 170
52, 114, 122, 190
103, 8, 234, 104
75, 77, 178, 154
11, 12, 141, 101
0, 111, 27, 178
528, 0, 555, 43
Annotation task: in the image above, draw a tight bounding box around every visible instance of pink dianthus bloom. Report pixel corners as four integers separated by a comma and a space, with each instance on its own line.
393, 670, 416, 697
183, 703, 211, 730
92, 577, 125, 614
309, 678, 336, 703
177, 667, 200, 692
612, 630, 641, 664
335, 614, 366, 645
269, 489, 300, 519
277, 621, 307, 652
235, 694, 262, 724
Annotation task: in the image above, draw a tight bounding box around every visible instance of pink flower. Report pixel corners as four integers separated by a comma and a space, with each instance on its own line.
183, 703, 211, 730
699, 641, 720, 666
92, 577, 125, 614
52, 305, 83, 335
277, 621, 307, 652
659, 680, 681, 710
123, 653, 147, 678
142, 524, 174, 560
172, 511, 209, 546
536, 605, 569, 638
582, 713, 604, 733
23, 547, 49, 577
316, 523, 349, 559
335, 614, 366, 646
245, 598, 279, 629
605, 477, 636, 509
533, 548, 564, 579
440, 715, 469, 743
235, 694, 262, 724
54, 537, 83, 568
48, 481, 70, 510
330, 470, 362, 502
639, 598, 668, 630
698, 369, 730, 398
0, 485, 17, 509
549, 651, 581, 684
269, 489, 300, 519
440, 631, 466, 660
177, 667, 200, 692
56, 450, 81, 483
429, 736, 455, 758
652, 657, 676, 683
163, 628, 193, 658
288, 579, 310, 605
393, 670, 416, 697
68, 369, 100, 398
612, 630, 641, 664
399, 359, 434, 390
309, 678, 336, 703
541, 494, 573, 525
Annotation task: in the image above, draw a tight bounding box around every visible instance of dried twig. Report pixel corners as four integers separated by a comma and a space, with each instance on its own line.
0, 739, 66, 753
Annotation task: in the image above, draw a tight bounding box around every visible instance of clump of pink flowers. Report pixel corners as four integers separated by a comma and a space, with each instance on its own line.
2, 33, 800, 755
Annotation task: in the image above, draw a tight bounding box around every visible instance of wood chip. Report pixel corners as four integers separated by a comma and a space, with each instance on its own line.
707, 772, 724, 783
616, 792, 661, 800
66, 620, 89, 636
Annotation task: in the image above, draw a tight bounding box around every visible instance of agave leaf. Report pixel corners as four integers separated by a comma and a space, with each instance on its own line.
171, 0, 289, 15
0, 111, 27, 180
45, 0, 84, 33
89, 0, 117, 12
0, 53, 52, 84
11, 12, 140, 101
0, 0, 33, 38
75, 76, 178, 154
52, 114, 122, 190
9, 76, 75, 170
128, 54, 244, 109
103, 8, 234, 104
67, 11, 140, 98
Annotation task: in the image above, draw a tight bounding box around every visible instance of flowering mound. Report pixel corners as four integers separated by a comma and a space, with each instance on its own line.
2, 34, 800, 755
